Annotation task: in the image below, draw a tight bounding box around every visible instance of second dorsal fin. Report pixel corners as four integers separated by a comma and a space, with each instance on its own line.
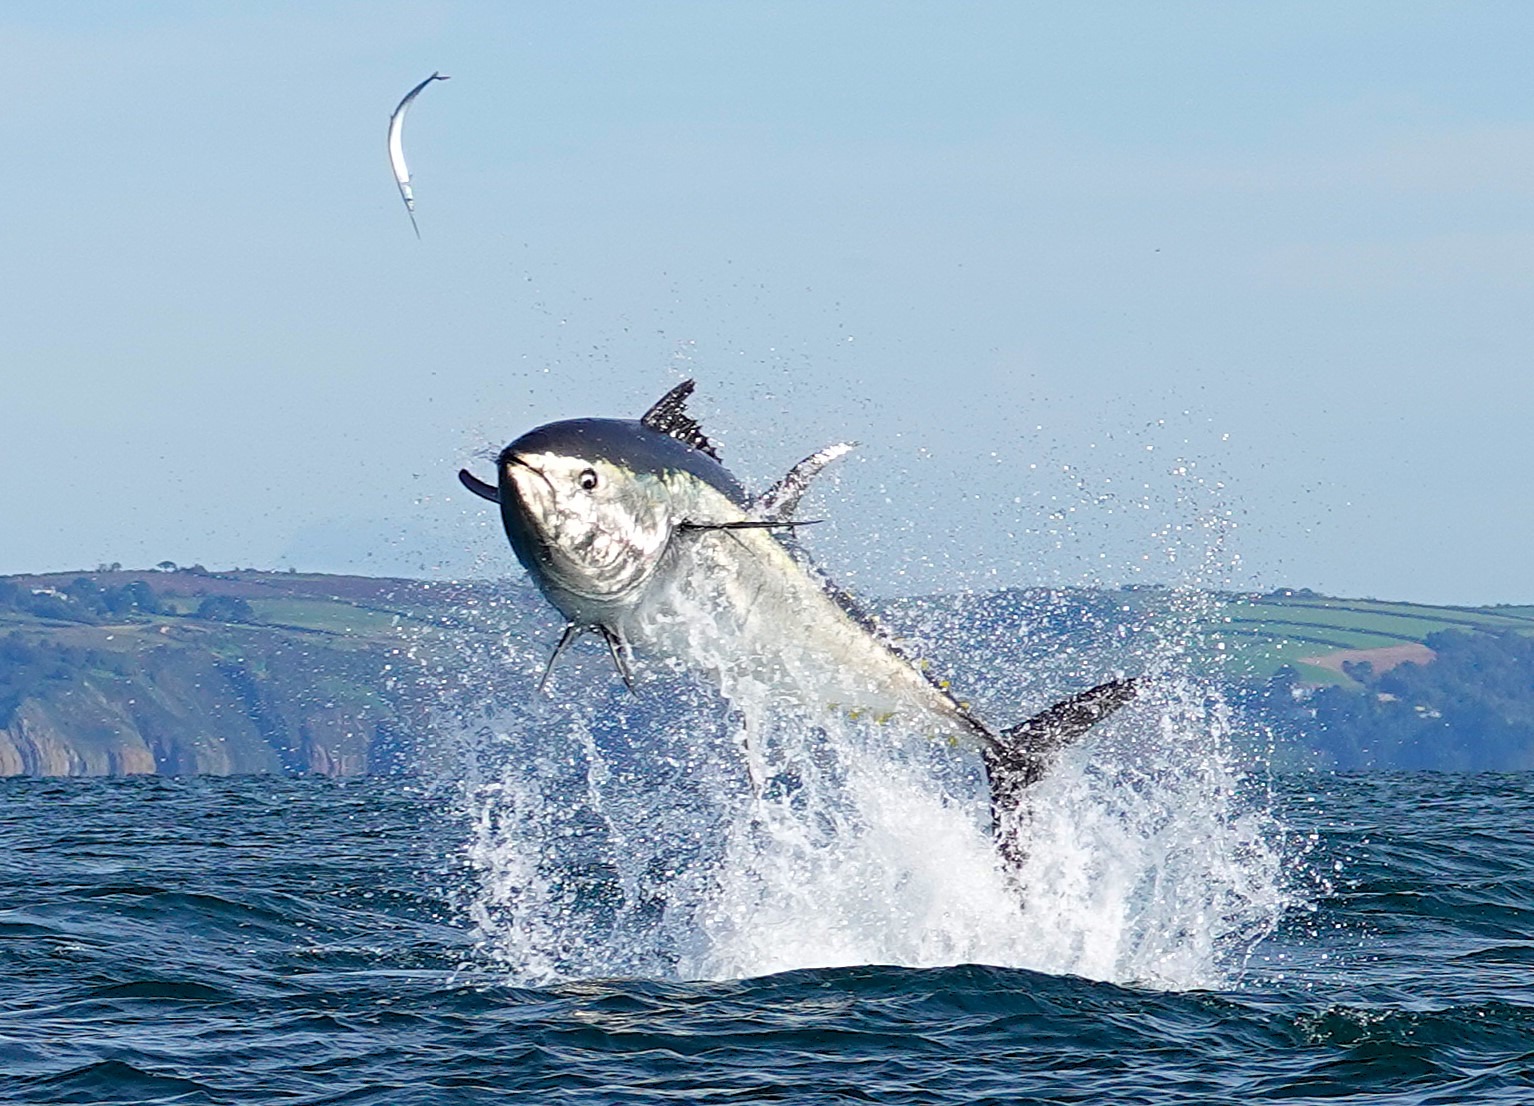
640, 379, 719, 460
753, 442, 855, 522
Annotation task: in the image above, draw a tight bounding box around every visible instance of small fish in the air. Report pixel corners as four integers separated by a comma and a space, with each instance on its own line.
459, 381, 1140, 874
387, 72, 449, 238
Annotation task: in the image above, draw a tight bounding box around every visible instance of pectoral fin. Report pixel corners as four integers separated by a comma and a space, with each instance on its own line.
677, 519, 822, 533
670, 442, 851, 539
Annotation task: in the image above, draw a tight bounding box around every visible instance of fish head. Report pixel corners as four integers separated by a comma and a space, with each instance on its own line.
496, 417, 745, 615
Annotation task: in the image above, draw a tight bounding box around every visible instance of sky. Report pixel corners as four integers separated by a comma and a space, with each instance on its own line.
4, 2, 1532, 604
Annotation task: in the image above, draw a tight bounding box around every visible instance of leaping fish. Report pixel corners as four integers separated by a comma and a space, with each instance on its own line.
387, 72, 449, 238
459, 381, 1141, 873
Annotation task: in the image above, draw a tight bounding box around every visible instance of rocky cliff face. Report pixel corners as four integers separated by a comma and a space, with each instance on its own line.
0, 569, 539, 778
12, 569, 1526, 776
0, 637, 424, 777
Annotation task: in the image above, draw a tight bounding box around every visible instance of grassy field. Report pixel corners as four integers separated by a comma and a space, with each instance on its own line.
7, 569, 1529, 690
1198, 591, 1534, 684
244, 597, 418, 637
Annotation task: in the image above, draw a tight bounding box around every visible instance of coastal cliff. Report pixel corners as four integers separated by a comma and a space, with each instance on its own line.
0, 568, 537, 778
3, 568, 1533, 775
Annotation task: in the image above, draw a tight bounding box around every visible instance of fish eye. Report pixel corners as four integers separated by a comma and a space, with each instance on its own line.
578, 468, 599, 491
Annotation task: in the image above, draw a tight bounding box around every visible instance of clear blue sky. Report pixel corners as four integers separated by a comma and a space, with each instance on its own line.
4, 3, 1531, 603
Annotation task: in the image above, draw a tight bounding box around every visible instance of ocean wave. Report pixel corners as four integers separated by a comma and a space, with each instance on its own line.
2, 775, 1534, 1105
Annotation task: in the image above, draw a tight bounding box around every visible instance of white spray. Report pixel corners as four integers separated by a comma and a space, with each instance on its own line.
449, 571, 1289, 990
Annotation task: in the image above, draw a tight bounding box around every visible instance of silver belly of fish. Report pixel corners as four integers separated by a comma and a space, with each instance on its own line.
619, 514, 984, 746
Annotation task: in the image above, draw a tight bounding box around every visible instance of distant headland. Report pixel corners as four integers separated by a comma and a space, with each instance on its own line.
2, 568, 1531, 776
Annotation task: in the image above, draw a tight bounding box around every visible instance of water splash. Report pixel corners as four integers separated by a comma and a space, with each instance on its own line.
443, 575, 1291, 990
433, 415, 1301, 988
1012, 680, 1286, 987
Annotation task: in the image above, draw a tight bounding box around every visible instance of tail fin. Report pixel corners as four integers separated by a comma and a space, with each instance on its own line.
983, 677, 1141, 871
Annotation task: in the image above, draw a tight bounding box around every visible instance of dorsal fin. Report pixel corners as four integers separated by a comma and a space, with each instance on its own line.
753, 442, 855, 522
640, 380, 720, 460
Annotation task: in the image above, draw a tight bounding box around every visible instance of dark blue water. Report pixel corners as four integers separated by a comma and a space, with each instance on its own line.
3, 773, 1533, 1104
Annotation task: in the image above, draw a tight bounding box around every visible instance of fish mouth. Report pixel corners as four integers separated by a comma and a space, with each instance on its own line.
497, 454, 558, 573
499, 450, 545, 481
500, 452, 560, 506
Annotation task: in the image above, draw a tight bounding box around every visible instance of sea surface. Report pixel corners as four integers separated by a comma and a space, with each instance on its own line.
3, 770, 1533, 1104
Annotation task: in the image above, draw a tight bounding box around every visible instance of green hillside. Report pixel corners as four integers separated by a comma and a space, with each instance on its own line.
0, 567, 545, 777
1197, 590, 1534, 685
3, 569, 1531, 776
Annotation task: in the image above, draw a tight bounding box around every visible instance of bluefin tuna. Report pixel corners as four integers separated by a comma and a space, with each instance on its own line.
459, 380, 1138, 868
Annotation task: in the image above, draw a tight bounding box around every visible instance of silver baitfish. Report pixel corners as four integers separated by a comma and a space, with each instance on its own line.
387, 72, 449, 238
